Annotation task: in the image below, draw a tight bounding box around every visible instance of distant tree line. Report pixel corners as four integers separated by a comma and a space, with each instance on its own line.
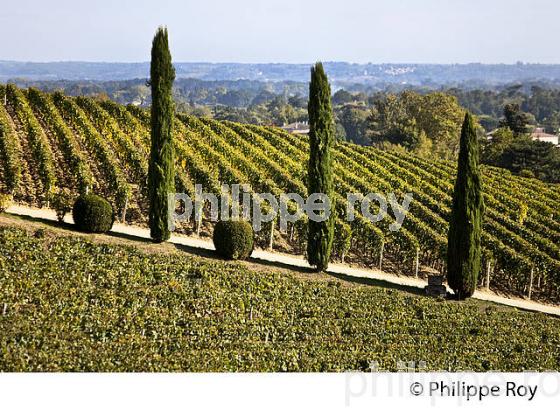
9, 77, 560, 182
12, 77, 560, 132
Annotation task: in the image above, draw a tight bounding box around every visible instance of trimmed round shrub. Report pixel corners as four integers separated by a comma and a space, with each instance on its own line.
72, 194, 114, 233
213, 220, 254, 260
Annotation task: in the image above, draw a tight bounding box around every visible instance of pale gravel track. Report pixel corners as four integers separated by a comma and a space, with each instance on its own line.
6, 204, 560, 317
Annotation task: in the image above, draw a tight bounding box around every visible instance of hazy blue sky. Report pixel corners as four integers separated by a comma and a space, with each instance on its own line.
1, 0, 558, 63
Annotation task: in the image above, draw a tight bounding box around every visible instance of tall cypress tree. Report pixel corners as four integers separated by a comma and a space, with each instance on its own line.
307, 62, 335, 271
148, 27, 175, 242
447, 112, 484, 299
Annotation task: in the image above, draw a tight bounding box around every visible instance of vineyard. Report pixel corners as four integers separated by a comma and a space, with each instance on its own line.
0, 85, 559, 302
1, 225, 559, 371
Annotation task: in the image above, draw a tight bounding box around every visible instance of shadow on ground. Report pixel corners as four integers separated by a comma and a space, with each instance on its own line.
327, 271, 427, 296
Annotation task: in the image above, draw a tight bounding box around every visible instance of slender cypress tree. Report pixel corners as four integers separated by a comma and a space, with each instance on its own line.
447, 112, 484, 299
148, 27, 175, 242
307, 62, 335, 271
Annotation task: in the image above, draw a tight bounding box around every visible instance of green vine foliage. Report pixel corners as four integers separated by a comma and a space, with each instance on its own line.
27, 88, 93, 194
0, 89, 22, 194
1, 225, 559, 371
6, 84, 56, 202
0, 84, 559, 300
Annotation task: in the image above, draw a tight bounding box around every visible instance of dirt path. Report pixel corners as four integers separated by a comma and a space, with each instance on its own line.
5, 203, 560, 317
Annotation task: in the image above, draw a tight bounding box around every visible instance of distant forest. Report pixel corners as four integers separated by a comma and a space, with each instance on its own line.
9, 76, 560, 132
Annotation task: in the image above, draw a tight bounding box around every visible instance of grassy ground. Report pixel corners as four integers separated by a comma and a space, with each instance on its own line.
0, 215, 559, 372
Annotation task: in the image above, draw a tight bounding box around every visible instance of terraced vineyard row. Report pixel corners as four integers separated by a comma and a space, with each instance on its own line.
0, 85, 558, 302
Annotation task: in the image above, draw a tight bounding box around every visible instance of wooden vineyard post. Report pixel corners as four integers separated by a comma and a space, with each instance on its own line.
268, 218, 275, 251
485, 260, 492, 291
414, 247, 420, 278
195, 210, 202, 236
528, 267, 534, 300
121, 196, 128, 224
378, 240, 384, 270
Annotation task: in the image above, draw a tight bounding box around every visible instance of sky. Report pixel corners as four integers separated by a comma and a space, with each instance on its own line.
1, 0, 559, 64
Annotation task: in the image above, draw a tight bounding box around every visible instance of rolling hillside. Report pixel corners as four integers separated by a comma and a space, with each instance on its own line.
1, 224, 559, 371
0, 84, 559, 302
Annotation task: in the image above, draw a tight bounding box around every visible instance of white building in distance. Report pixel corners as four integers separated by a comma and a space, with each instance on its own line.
531, 128, 559, 146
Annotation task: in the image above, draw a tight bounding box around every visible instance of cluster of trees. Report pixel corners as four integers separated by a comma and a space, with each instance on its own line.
335, 91, 560, 183
482, 103, 560, 183
449, 84, 560, 133
194, 94, 307, 126
366, 91, 466, 159
10, 77, 307, 107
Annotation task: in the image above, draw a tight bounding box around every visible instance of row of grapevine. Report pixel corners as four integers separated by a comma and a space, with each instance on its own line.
379, 149, 560, 239
377, 146, 560, 272
0, 94, 22, 194
221, 121, 308, 194
76, 97, 149, 199
52, 93, 130, 218
343, 142, 560, 292
98, 100, 151, 152
393, 148, 560, 224
230, 123, 382, 261
2, 224, 560, 372
356, 144, 560, 260
181, 116, 282, 197
5, 84, 57, 202
253, 124, 420, 266
265, 127, 559, 297
27, 89, 94, 194
180, 116, 306, 246
0, 86, 558, 300
123, 105, 210, 197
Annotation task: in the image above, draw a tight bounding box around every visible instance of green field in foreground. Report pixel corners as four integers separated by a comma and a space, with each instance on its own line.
0, 224, 559, 372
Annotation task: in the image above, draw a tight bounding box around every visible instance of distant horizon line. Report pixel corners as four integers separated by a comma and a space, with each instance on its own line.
2, 60, 560, 66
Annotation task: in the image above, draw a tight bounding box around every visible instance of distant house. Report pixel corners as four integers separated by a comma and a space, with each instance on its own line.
486, 127, 559, 146
531, 128, 559, 146
485, 129, 498, 140
281, 121, 310, 135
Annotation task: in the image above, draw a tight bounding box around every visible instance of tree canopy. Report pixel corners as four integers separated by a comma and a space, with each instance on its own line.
367, 91, 466, 159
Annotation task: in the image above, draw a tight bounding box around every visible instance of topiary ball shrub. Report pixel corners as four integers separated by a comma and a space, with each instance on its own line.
72, 194, 114, 233
213, 220, 254, 260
